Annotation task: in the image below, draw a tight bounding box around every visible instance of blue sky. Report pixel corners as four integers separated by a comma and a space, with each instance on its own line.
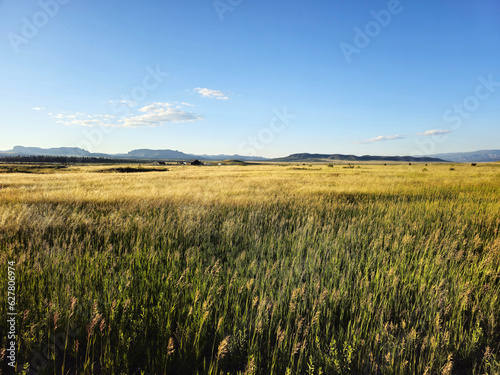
1, 0, 499, 157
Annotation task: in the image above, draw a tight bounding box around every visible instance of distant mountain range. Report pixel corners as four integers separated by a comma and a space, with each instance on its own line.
272, 153, 444, 163
426, 150, 500, 163
273, 150, 500, 163
1, 146, 499, 163
0, 146, 267, 162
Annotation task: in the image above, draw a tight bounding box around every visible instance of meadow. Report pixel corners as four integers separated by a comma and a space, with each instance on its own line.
0, 162, 499, 374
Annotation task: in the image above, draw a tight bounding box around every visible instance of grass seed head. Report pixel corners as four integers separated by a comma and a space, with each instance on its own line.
217, 335, 231, 361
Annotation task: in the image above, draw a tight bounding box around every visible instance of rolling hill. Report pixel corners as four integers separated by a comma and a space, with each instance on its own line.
0, 146, 266, 162
2, 146, 499, 163
271, 153, 445, 163
428, 150, 500, 163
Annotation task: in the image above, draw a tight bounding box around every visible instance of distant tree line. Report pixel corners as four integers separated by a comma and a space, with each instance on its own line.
0, 155, 145, 164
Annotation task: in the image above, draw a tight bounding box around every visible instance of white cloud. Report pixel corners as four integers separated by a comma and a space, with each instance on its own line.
32, 107, 45, 111
137, 102, 174, 113
50, 112, 115, 128
194, 87, 229, 100
108, 99, 138, 108
356, 134, 404, 144
121, 106, 202, 128
417, 129, 452, 136
49, 102, 202, 128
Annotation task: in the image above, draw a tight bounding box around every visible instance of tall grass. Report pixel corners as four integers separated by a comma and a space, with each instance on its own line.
0, 163, 499, 374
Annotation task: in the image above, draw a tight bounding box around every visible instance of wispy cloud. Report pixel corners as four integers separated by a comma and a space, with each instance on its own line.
122, 103, 202, 127
50, 113, 116, 127
49, 102, 202, 128
107, 99, 138, 108
193, 87, 229, 100
417, 129, 452, 136
32, 107, 45, 111
356, 134, 404, 144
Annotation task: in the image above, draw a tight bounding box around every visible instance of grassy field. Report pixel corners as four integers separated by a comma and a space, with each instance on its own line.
1, 162, 499, 374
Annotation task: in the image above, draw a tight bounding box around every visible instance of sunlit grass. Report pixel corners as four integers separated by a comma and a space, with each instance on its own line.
0, 163, 499, 374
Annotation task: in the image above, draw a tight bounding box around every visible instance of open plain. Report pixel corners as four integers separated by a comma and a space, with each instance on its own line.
1, 162, 499, 374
